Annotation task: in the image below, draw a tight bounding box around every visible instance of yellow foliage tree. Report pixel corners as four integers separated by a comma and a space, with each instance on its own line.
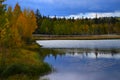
16, 9, 37, 43
13, 3, 21, 19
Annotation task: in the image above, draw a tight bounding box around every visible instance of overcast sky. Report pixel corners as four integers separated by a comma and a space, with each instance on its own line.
5, 0, 120, 18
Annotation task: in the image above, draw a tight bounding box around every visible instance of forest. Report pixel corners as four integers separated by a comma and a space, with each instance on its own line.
0, 0, 120, 79
34, 9, 120, 35
0, 1, 51, 79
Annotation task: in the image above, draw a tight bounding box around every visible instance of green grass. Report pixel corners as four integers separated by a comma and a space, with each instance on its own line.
0, 43, 51, 80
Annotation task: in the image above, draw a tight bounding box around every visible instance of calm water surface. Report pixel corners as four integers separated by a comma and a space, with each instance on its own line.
37, 40, 120, 80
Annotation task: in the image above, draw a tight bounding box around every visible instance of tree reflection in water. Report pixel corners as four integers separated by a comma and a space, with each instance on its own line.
40, 48, 120, 60
40, 48, 120, 80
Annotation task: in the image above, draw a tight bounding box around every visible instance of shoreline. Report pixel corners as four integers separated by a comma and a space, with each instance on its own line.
33, 34, 120, 40
0, 43, 51, 80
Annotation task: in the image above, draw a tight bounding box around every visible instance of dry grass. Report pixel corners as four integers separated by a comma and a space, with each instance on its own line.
33, 35, 120, 40
0, 44, 51, 79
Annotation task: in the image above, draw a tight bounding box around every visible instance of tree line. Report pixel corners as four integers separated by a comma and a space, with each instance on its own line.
0, 1, 37, 71
0, 1, 52, 79
0, 2, 37, 49
34, 9, 120, 35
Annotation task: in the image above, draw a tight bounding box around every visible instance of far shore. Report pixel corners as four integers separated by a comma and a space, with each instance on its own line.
33, 34, 120, 40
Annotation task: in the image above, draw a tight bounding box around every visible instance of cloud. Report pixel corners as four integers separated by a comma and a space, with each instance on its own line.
64, 11, 120, 19
50, 11, 120, 19
5, 0, 120, 16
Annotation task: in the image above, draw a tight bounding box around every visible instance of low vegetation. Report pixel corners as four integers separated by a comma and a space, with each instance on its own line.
0, 43, 51, 79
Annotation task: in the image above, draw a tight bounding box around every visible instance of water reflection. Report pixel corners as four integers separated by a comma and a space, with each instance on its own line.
43, 48, 120, 59
40, 48, 120, 80
37, 40, 120, 80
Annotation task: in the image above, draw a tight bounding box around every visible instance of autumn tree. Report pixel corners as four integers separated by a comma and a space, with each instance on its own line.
24, 10, 37, 42
0, 0, 6, 30
13, 3, 21, 19
5, 5, 22, 48
0, 0, 8, 69
6, 6, 12, 22
16, 9, 37, 43
0, 0, 6, 15
0, 0, 7, 48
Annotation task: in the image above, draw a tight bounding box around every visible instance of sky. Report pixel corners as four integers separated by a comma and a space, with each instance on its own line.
5, 0, 120, 18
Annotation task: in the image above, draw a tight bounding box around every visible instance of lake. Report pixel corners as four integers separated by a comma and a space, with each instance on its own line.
37, 40, 120, 80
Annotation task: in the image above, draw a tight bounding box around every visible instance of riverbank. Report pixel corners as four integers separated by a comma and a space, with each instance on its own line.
0, 43, 51, 80
33, 34, 120, 40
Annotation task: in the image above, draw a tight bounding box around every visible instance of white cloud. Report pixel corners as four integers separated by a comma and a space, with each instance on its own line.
54, 11, 120, 19
5, 0, 120, 17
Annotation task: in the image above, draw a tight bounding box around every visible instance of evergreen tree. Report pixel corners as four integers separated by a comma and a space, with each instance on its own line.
34, 9, 43, 34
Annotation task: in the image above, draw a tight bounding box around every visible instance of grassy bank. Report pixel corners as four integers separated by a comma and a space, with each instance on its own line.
33, 34, 120, 40
0, 43, 51, 80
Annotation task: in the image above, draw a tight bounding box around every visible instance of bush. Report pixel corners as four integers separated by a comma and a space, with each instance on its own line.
0, 44, 51, 79
1, 63, 51, 78
1, 64, 27, 77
